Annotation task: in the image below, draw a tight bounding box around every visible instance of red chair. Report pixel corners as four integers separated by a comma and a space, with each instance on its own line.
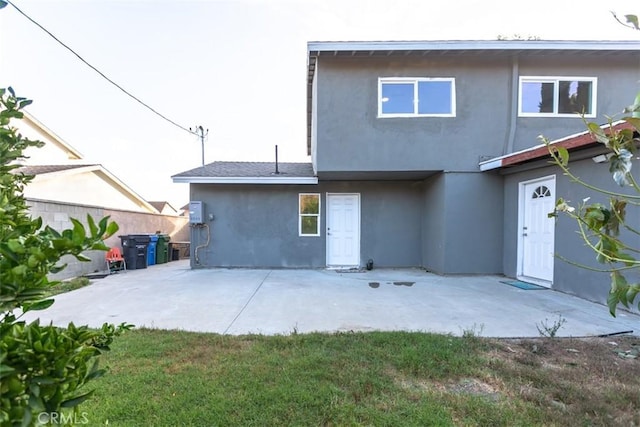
106, 247, 126, 274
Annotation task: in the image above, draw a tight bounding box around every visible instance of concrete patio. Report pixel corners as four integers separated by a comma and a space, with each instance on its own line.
23, 260, 640, 338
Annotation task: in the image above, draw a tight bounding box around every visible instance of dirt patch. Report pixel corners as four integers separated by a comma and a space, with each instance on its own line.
486, 336, 640, 425
446, 378, 501, 401
390, 336, 639, 424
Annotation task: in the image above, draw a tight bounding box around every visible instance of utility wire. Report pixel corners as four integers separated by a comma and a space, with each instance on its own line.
4, 0, 197, 135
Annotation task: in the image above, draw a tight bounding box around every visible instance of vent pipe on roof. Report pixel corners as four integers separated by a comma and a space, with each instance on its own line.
275, 145, 279, 174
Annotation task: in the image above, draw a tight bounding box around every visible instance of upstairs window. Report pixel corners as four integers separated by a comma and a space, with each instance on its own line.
299, 193, 320, 236
378, 77, 455, 117
519, 77, 597, 117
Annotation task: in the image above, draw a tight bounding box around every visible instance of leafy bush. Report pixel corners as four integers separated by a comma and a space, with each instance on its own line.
0, 87, 132, 425
546, 101, 640, 316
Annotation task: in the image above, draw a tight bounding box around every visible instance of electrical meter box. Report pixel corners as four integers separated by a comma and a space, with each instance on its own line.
189, 201, 204, 224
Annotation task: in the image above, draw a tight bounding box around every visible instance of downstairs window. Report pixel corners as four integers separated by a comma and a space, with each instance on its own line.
299, 193, 320, 236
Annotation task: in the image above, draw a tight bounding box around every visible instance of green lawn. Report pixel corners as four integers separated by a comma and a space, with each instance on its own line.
43, 277, 92, 297
80, 329, 639, 426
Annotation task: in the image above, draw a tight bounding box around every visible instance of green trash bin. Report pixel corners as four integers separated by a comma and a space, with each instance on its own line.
156, 233, 171, 264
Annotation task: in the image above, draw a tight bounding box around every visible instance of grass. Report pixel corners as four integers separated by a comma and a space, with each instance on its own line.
43, 276, 92, 297
77, 329, 640, 426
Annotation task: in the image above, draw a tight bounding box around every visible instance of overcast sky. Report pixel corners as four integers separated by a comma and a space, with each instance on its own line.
1, 0, 637, 208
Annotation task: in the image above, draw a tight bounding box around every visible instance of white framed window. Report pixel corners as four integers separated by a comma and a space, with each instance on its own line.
299, 193, 320, 236
519, 76, 597, 118
378, 77, 456, 118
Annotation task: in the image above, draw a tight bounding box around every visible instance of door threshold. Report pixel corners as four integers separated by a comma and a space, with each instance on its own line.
327, 266, 362, 272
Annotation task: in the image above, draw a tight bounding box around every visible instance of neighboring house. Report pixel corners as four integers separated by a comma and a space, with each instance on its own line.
172, 40, 639, 306
15, 112, 158, 214
13, 112, 189, 279
19, 164, 159, 214
149, 201, 180, 216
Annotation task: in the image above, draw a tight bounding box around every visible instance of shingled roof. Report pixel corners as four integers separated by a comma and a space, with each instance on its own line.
172, 161, 317, 184
14, 164, 98, 175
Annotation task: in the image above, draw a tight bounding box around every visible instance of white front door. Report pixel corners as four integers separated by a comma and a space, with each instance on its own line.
326, 193, 360, 267
519, 176, 555, 284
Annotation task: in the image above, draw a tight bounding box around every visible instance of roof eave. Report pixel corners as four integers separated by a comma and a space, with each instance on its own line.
21, 111, 84, 160
307, 40, 640, 53
172, 176, 318, 185
479, 120, 632, 171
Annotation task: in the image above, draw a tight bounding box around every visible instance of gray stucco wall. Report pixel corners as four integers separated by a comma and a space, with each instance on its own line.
502, 157, 640, 309
190, 184, 325, 268
358, 181, 423, 267
314, 55, 511, 173
191, 172, 503, 274
190, 181, 425, 269
421, 172, 503, 275
440, 172, 503, 274
422, 174, 446, 272
313, 53, 640, 173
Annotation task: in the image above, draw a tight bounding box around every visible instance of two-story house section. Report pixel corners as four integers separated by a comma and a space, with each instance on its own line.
173, 40, 639, 305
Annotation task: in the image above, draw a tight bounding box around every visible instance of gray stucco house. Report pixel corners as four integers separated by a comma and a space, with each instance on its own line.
172, 40, 640, 305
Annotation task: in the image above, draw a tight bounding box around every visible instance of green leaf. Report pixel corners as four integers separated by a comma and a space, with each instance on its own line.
28, 382, 40, 397
554, 146, 569, 166
607, 291, 618, 317
85, 360, 107, 381
634, 91, 640, 113
626, 285, 639, 306
18, 99, 33, 109
611, 271, 627, 292
7, 239, 24, 253
20, 409, 31, 427
87, 214, 98, 237
50, 264, 67, 274
624, 14, 639, 30
60, 390, 94, 408
32, 376, 58, 385
44, 226, 62, 238
12, 264, 27, 276
90, 242, 109, 251
105, 221, 119, 239
23, 299, 55, 313
70, 218, 87, 244
0, 364, 16, 379
28, 394, 44, 412
587, 122, 610, 145
624, 117, 640, 130
0, 243, 20, 263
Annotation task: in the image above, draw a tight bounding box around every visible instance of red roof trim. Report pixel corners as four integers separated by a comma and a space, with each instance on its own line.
501, 121, 635, 168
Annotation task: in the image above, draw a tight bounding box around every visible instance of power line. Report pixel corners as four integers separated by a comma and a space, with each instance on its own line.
3, 0, 197, 136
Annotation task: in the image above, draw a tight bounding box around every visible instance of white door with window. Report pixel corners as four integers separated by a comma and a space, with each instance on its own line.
326, 193, 360, 267
519, 176, 555, 285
